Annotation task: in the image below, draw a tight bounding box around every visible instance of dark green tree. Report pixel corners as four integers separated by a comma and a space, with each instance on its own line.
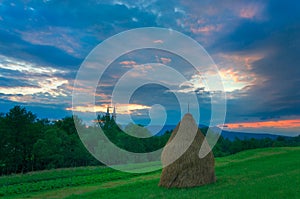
3, 106, 38, 173
33, 128, 64, 170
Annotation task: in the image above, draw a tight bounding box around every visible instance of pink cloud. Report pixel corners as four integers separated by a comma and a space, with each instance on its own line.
153, 40, 164, 44
220, 119, 300, 129
19, 26, 83, 58
239, 7, 259, 19
197, 19, 205, 24
119, 61, 137, 65
190, 24, 222, 34
160, 57, 171, 64
236, 3, 266, 20
67, 103, 151, 114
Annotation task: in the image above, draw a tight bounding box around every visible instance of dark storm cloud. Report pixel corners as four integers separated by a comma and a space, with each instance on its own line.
245, 26, 300, 118
0, 29, 82, 68
0, 67, 26, 78
0, 0, 159, 117
0, 0, 158, 68
219, 1, 300, 121
129, 84, 181, 125
0, 76, 37, 87
210, 1, 300, 53
225, 26, 300, 119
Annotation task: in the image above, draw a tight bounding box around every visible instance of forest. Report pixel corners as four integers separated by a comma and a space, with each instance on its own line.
0, 106, 299, 175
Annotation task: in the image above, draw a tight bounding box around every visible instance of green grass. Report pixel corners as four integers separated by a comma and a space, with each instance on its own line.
1, 147, 299, 199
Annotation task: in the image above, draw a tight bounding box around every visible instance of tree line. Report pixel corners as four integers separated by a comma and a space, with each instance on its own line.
0, 106, 100, 175
0, 106, 299, 175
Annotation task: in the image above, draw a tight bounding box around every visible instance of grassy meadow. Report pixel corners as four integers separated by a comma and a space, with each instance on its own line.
1, 147, 299, 199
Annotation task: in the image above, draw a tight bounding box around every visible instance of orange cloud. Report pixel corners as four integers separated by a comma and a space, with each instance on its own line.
220, 119, 300, 129
153, 40, 164, 44
190, 24, 222, 34
0, 77, 68, 96
236, 3, 266, 21
160, 57, 171, 64
239, 6, 259, 19
219, 68, 240, 83
219, 53, 264, 70
67, 103, 151, 114
119, 61, 137, 65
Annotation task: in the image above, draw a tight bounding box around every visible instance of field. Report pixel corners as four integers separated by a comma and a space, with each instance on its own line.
1, 147, 299, 199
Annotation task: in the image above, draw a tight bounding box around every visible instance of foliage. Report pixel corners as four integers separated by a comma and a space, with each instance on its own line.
0, 106, 98, 175
96, 114, 171, 153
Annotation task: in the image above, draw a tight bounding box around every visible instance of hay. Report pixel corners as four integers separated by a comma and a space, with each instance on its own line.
159, 113, 216, 188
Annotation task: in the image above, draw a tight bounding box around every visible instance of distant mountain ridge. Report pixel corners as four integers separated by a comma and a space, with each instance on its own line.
219, 130, 283, 141
147, 125, 175, 136
147, 125, 293, 140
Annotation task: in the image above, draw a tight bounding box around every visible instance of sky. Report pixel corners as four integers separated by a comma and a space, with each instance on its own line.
0, 0, 300, 136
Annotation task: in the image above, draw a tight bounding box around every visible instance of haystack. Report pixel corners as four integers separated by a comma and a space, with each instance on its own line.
159, 113, 216, 188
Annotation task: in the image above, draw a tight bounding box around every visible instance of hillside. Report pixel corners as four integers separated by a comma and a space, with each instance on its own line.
1, 147, 299, 199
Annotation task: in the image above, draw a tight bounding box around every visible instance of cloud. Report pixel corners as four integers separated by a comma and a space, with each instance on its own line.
160, 57, 171, 64
0, 0, 299, 128
0, 76, 35, 88
0, 0, 159, 69
219, 118, 300, 136
210, 52, 266, 93
119, 60, 137, 65
0, 55, 71, 104
216, 52, 265, 70
0, 77, 68, 96
235, 25, 300, 119
172, 69, 248, 94
0, 28, 82, 68
220, 118, 300, 129
201, 1, 300, 123
153, 40, 164, 44
67, 103, 151, 114
0, 54, 68, 75
239, 6, 260, 19
190, 24, 222, 34
18, 26, 84, 58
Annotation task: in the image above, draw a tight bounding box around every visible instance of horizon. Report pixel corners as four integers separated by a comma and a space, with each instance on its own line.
1, 105, 299, 137
1, 1, 300, 137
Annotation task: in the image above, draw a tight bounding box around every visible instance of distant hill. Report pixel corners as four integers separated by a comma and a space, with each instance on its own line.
210, 126, 293, 141
147, 125, 293, 140
220, 130, 282, 141
146, 125, 175, 136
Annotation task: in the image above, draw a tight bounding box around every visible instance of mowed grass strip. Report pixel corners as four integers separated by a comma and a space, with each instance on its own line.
1, 147, 300, 199
0, 166, 141, 196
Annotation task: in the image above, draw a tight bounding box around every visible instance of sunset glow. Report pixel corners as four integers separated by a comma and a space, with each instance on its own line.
220, 119, 300, 129
67, 104, 151, 114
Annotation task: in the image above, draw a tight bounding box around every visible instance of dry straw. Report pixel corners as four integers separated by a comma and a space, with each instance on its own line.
159, 113, 216, 188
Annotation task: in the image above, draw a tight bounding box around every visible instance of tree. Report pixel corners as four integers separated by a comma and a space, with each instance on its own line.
0, 113, 7, 174
54, 116, 96, 167
33, 128, 64, 170
54, 116, 80, 135
3, 106, 38, 173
